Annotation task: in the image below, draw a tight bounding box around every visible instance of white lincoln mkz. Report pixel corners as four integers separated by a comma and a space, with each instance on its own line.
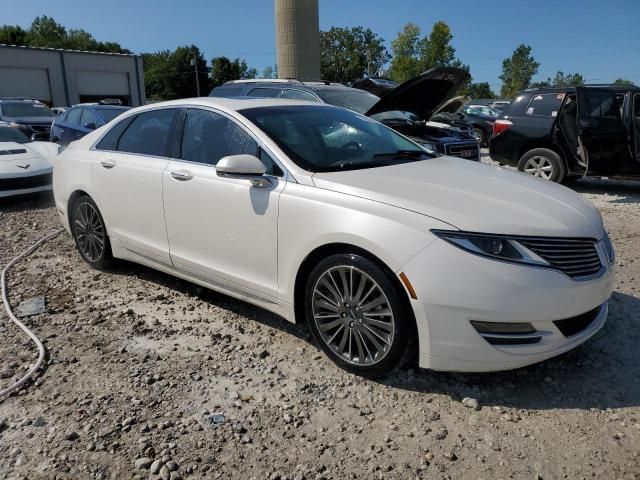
52, 97, 615, 377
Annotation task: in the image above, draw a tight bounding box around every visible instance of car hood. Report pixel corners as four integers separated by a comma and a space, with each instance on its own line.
432, 95, 470, 115
312, 158, 603, 238
363, 67, 471, 121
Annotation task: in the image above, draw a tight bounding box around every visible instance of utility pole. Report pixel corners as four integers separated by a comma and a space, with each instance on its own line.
190, 51, 201, 97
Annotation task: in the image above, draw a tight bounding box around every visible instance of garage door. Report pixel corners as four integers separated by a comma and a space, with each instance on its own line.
0, 66, 51, 102
76, 70, 129, 96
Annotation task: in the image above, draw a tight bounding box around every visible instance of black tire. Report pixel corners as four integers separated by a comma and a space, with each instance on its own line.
70, 195, 114, 270
517, 148, 567, 183
473, 127, 486, 146
304, 253, 414, 378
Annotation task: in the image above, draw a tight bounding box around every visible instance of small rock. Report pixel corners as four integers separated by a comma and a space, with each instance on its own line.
0, 369, 14, 379
150, 459, 163, 474
64, 431, 80, 441
462, 397, 481, 411
134, 457, 153, 470
33, 416, 45, 427
166, 460, 179, 471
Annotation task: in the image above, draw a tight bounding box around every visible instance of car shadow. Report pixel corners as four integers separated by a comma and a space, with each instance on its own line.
0, 191, 55, 213
567, 177, 640, 204
108, 259, 640, 411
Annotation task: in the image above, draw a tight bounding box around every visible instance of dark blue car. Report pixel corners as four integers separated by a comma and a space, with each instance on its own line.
50, 103, 130, 145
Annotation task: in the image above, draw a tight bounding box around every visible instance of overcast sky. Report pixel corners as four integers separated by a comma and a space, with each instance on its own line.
5, 0, 640, 88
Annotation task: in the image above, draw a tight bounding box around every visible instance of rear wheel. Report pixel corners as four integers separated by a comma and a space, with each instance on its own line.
518, 148, 566, 183
305, 253, 413, 378
71, 195, 114, 270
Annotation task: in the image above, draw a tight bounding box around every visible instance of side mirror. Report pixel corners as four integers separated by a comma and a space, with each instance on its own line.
30, 132, 49, 141
84, 122, 97, 130
216, 154, 271, 187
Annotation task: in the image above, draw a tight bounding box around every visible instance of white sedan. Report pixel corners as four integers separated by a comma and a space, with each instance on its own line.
52, 98, 615, 377
0, 124, 58, 197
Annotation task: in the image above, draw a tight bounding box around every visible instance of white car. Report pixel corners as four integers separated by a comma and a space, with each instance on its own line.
52, 98, 615, 377
0, 124, 58, 197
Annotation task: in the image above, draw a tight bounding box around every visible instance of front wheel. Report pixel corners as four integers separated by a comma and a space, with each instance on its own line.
71, 195, 114, 270
473, 127, 486, 146
304, 254, 413, 378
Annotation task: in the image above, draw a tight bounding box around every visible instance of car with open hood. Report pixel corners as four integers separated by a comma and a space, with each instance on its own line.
489, 85, 640, 183
0, 123, 58, 197
430, 98, 499, 146
210, 67, 481, 161
53, 97, 614, 377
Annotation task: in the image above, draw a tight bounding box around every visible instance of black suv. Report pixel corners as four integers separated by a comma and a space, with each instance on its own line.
0, 97, 55, 140
489, 85, 640, 183
210, 68, 481, 161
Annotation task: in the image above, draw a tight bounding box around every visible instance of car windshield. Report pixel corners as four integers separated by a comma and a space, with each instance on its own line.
98, 108, 129, 123
240, 105, 431, 173
0, 125, 31, 143
315, 89, 380, 114
1, 102, 54, 118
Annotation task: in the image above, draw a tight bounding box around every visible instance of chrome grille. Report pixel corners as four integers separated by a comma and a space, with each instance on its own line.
446, 143, 480, 160
518, 237, 603, 279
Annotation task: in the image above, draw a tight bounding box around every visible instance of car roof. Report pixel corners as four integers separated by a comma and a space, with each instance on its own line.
217, 80, 362, 94
518, 84, 639, 95
123, 97, 334, 114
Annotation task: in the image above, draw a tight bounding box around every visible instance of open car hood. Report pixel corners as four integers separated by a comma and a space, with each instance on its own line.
432, 95, 470, 115
361, 67, 471, 121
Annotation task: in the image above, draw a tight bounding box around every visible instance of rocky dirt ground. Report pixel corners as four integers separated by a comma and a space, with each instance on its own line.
1, 160, 639, 480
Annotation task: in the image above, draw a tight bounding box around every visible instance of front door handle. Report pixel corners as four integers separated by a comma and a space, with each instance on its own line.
100, 160, 116, 169
170, 170, 193, 181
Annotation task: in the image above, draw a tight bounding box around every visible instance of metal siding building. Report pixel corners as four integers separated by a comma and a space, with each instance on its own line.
0, 44, 145, 107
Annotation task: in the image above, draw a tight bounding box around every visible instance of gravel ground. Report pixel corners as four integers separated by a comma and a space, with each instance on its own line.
1, 160, 639, 479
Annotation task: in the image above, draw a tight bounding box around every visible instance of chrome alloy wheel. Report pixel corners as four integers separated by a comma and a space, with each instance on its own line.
523, 156, 554, 179
74, 202, 105, 262
311, 266, 395, 366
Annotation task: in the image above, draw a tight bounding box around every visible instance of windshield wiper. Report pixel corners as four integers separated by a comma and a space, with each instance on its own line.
372, 150, 429, 159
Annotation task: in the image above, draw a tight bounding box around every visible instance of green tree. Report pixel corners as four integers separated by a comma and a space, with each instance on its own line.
463, 82, 497, 99
0, 25, 28, 45
613, 78, 634, 85
499, 44, 540, 98
387, 23, 422, 83
552, 71, 584, 87
262, 65, 275, 79
210, 56, 257, 88
319, 26, 389, 83
26, 15, 67, 48
419, 21, 455, 70
143, 45, 209, 100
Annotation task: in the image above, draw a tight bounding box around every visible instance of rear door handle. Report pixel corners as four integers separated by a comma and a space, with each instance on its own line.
170, 170, 193, 181
100, 160, 116, 169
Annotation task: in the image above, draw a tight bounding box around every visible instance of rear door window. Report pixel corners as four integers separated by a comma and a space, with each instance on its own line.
282, 89, 319, 102
525, 94, 564, 117
116, 108, 176, 156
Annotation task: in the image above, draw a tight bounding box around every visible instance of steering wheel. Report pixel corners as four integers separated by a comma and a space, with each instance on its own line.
341, 141, 363, 151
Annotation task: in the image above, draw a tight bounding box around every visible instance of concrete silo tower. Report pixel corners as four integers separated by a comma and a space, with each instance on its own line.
275, 0, 321, 80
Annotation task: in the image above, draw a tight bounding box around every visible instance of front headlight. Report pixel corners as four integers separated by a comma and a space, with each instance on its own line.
9, 122, 22, 128
432, 230, 550, 267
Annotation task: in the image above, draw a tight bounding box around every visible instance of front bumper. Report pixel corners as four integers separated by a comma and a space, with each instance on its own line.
401, 238, 615, 372
0, 169, 53, 198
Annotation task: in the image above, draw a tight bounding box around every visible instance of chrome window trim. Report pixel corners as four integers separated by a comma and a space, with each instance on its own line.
89, 104, 293, 182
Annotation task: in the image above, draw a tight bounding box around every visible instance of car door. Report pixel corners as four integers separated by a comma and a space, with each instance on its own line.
574, 87, 631, 175
162, 107, 285, 301
92, 108, 179, 264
